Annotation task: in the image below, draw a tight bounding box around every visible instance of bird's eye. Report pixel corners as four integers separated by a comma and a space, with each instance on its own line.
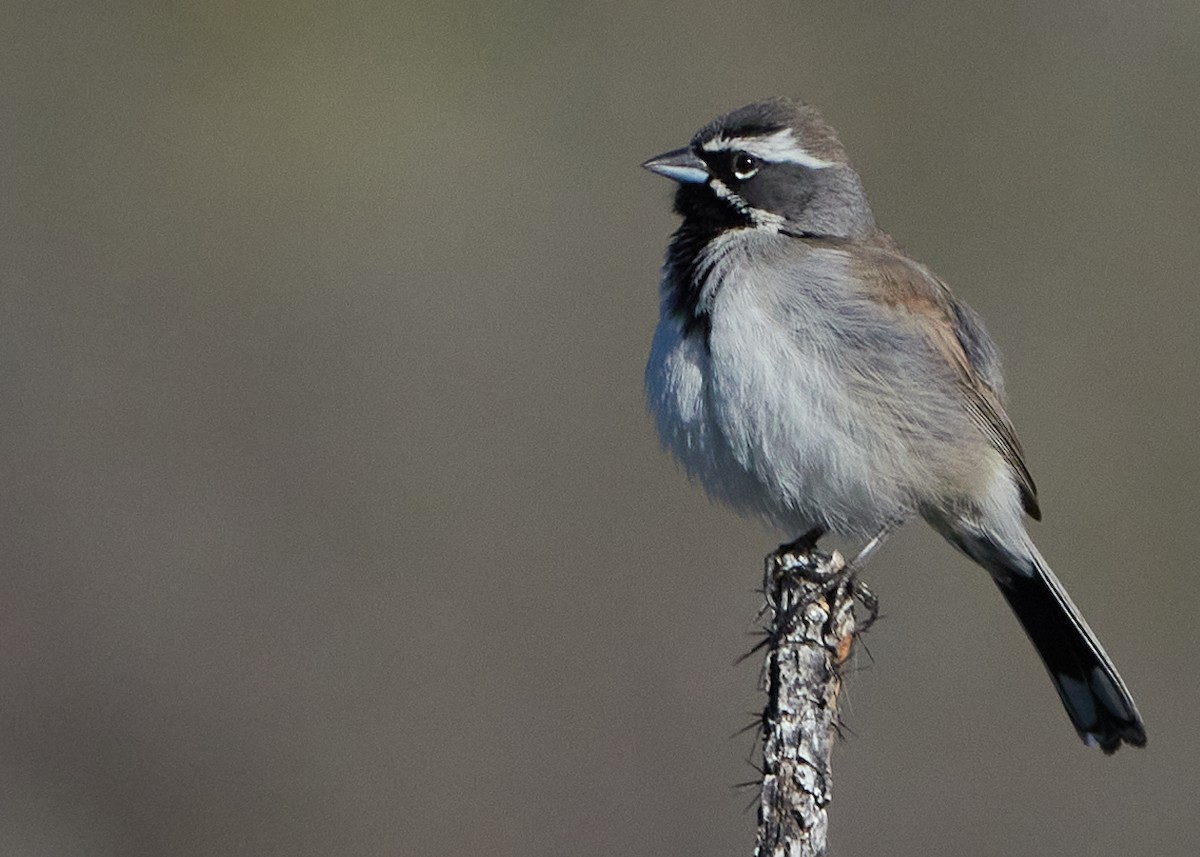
732, 153, 760, 180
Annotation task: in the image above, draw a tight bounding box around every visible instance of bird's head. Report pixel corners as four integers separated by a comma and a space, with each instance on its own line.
643, 99, 875, 240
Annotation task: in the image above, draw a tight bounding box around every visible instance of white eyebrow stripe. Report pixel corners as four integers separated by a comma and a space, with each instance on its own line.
701, 128, 837, 170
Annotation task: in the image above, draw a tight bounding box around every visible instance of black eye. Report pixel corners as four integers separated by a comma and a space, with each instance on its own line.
732, 153, 760, 180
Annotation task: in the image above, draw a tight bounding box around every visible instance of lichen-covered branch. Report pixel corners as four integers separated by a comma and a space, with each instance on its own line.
754, 548, 866, 857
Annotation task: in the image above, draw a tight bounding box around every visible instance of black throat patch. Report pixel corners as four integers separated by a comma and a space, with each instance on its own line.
664, 183, 751, 339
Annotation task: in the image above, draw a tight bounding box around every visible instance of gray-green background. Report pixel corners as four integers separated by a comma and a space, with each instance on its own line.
4, 2, 1198, 855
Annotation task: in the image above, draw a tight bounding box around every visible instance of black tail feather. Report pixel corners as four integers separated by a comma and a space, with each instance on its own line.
995, 567, 1146, 753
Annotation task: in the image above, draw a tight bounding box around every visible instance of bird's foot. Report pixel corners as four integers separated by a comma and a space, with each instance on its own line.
763, 527, 842, 594
848, 576, 879, 629
764, 527, 827, 581
761, 526, 880, 625
774, 527, 825, 559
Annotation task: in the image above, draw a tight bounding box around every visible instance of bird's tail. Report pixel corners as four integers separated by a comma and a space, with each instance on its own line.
933, 511, 1146, 753
992, 558, 1145, 752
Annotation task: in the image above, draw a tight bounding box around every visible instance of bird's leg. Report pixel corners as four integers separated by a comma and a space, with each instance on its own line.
764, 527, 835, 595
841, 521, 900, 628
846, 521, 899, 571
762, 521, 898, 612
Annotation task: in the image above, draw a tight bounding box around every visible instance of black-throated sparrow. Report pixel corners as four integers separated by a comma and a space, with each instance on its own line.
642, 99, 1145, 752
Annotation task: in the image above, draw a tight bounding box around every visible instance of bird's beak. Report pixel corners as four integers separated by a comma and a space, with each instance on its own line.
641, 147, 709, 184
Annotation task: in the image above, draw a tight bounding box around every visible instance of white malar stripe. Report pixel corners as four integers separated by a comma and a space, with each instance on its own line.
702, 128, 836, 170
708, 178, 786, 231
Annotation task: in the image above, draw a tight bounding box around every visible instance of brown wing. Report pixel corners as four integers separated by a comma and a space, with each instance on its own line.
852, 243, 1041, 520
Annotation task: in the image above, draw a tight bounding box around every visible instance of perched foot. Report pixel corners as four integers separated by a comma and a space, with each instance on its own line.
849, 576, 880, 629
761, 525, 882, 627
749, 534, 874, 665
764, 527, 827, 586
774, 527, 826, 560
764, 530, 843, 597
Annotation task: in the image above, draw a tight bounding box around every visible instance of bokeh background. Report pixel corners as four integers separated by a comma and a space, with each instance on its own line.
3, 2, 1198, 855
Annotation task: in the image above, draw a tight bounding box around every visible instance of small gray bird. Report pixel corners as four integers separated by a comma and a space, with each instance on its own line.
642, 98, 1145, 752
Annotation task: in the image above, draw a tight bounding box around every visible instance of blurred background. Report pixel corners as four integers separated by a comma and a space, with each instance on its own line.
3, 1, 1198, 855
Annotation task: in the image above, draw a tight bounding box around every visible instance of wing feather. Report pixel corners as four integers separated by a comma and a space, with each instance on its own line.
849, 244, 1041, 519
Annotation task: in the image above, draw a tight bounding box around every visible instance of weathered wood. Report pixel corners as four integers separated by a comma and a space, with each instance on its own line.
754, 548, 867, 857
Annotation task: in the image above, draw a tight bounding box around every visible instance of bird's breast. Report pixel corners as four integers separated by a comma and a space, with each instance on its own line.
646, 237, 910, 535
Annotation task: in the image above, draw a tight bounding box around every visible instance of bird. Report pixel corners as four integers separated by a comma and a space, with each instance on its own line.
641, 98, 1146, 753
